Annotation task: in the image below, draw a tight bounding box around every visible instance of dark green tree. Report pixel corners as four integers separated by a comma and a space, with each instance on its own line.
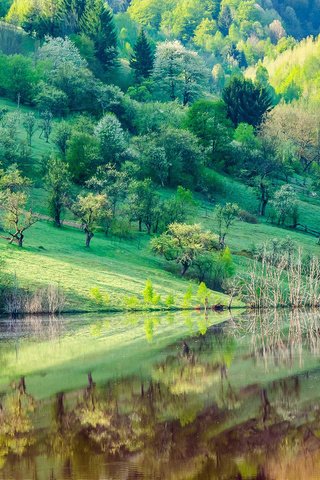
80, 0, 118, 70
130, 30, 154, 81
222, 76, 273, 127
218, 5, 233, 35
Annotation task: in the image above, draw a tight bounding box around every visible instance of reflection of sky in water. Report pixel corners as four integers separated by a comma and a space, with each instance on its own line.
0, 310, 320, 479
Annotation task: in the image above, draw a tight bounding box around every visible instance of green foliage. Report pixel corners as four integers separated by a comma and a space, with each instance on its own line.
142, 279, 161, 305
271, 184, 298, 226
186, 99, 234, 165
130, 29, 154, 81
89, 287, 110, 306
197, 281, 209, 306
127, 178, 160, 234
215, 202, 240, 248
81, 0, 118, 70
94, 113, 127, 166
223, 76, 273, 127
151, 223, 218, 276
182, 285, 193, 308
66, 131, 101, 183
153, 40, 209, 105
165, 294, 175, 308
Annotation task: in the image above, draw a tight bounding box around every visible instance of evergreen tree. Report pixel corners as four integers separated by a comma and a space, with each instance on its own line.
222, 76, 273, 127
80, 0, 118, 70
130, 30, 154, 81
55, 0, 87, 35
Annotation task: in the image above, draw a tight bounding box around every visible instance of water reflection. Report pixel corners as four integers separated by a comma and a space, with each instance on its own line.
1, 310, 320, 479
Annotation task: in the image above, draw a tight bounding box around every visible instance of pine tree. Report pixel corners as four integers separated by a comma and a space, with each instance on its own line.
80, 0, 118, 69
55, 0, 87, 35
130, 29, 154, 81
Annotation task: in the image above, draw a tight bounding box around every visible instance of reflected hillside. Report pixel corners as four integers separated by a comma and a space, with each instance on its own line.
1, 310, 320, 478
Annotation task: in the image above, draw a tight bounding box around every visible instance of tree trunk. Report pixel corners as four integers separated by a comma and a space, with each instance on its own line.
54, 210, 62, 228
181, 263, 189, 276
85, 231, 94, 248
219, 234, 226, 250
138, 219, 142, 232
259, 198, 268, 216
18, 233, 24, 248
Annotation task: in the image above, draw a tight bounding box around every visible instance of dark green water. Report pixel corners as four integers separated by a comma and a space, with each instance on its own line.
0, 309, 320, 479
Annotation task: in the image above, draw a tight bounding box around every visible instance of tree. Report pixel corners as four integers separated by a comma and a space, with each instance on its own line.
127, 179, 160, 234
185, 100, 234, 164
153, 41, 208, 105
45, 156, 71, 228
34, 82, 68, 116
22, 112, 37, 147
39, 111, 53, 143
94, 113, 127, 166
87, 164, 129, 218
53, 121, 72, 158
71, 193, 111, 247
0, 167, 38, 248
130, 29, 154, 81
218, 5, 233, 35
151, 223, 218, 276
223, 76, 273, 127
215, 203, 240, 249
80, 0, 118, 70
66, 131, 101, 183
261, 103, 320, 172
271, 184, 298, 226
152, 128, 203, 187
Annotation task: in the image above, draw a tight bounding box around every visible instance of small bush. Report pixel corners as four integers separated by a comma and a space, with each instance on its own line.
89, 287, 110, 307
165, 294, 175, 308
109, 218, 133, 240
123, 295, 141, 310
239, 209, 258, 224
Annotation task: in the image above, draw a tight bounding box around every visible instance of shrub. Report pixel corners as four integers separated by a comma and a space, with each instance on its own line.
239, 209, 258, 224
89, 287, 110, 307
199, 168, 226, 198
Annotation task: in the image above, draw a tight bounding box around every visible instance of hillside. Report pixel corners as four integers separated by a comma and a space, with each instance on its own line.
0, 0, 319, 314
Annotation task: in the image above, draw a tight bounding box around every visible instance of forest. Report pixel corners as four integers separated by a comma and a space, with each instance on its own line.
0, 0, 319, 313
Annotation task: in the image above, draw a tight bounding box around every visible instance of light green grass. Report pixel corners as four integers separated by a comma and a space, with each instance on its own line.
0, 220, 231, 312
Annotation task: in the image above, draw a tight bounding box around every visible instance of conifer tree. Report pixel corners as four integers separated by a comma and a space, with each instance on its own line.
80, 0, 118, 69
130, 29, 154, 81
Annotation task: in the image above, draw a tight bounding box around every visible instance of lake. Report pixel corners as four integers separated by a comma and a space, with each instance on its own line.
0, 309, 320, 479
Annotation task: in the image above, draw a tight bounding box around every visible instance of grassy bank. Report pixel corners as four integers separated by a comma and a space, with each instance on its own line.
0, 220, 232, 312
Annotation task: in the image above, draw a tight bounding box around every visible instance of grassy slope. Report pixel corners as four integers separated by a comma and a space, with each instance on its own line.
1, 98, 320, 311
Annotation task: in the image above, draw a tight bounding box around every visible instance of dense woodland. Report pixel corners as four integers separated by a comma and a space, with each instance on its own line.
0, 0, 320, 312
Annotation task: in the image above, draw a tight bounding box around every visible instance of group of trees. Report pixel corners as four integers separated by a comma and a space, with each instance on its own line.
0, 0, 318, 298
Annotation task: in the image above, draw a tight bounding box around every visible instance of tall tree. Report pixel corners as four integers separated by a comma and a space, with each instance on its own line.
80, 0, 118, 70
153, 40, 208, 105
130, 29, 154, 81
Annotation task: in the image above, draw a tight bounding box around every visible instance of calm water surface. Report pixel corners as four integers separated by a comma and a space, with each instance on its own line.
0, 309, 320, 479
